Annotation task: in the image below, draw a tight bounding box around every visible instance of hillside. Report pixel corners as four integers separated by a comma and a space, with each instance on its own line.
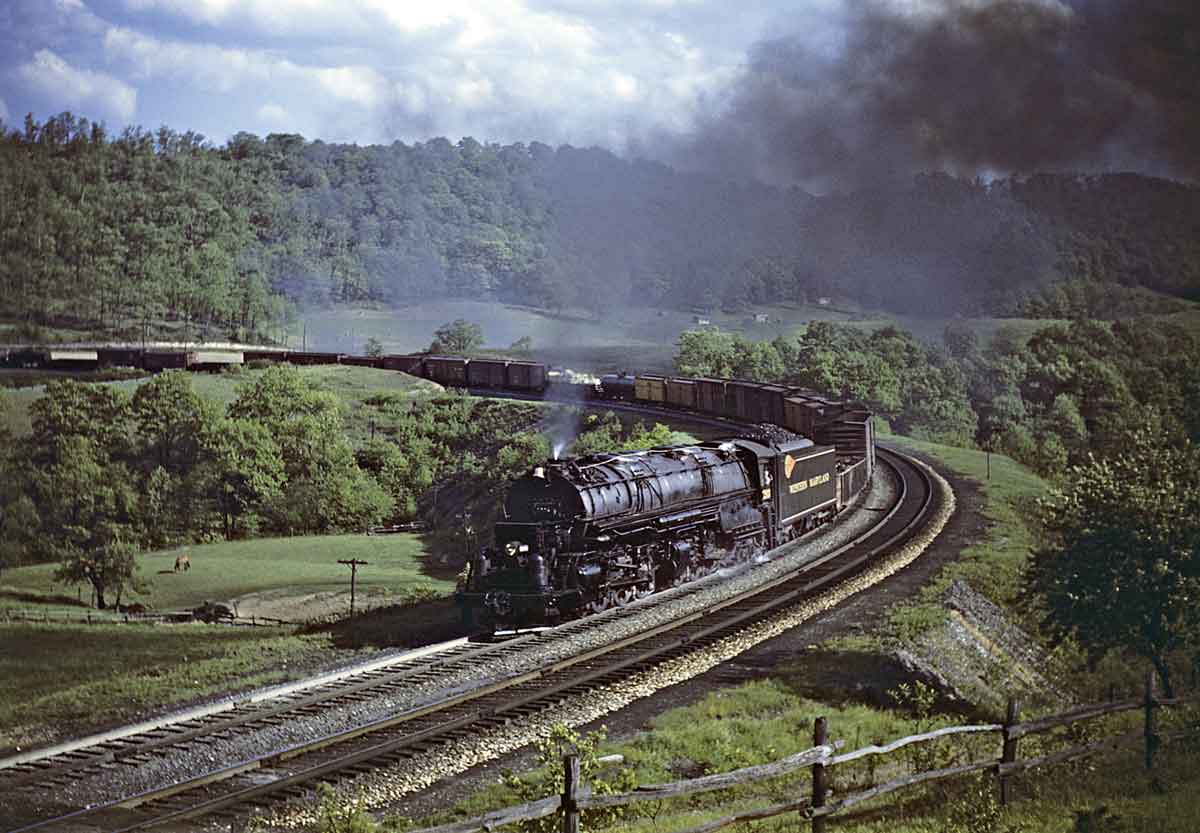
4, 113, 1199, 341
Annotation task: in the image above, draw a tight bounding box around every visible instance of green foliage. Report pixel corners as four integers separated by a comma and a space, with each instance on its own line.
430, 318, 485, 353
201, 417, 285, 539
940, 773, 1010, 833
1073, 805, 1127, 833
5, 115, 1200, 329
363, 337, 384, 358
313, 784, 378, 833
0, 114, 286, 341
498, 725, 637, 833
1025, 433, 1200, 696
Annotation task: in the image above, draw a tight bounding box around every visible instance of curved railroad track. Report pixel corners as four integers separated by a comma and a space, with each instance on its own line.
1, 446, 939, 833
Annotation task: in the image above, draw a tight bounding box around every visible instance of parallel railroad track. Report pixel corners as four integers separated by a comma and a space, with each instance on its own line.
3, 446, 935, 833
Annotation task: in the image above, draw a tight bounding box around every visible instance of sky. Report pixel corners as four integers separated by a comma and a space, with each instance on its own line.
0, 0, 789, 148
2, 1, 1196, 188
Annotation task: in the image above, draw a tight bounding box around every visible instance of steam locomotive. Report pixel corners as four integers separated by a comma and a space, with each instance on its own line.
457, 431, 867, 627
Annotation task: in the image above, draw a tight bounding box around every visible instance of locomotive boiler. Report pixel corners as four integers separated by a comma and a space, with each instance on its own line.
457, 435, 845, 627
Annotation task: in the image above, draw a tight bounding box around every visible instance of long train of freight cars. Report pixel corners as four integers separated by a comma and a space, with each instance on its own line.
6, 345, 875, 626
3, 348, 872, 458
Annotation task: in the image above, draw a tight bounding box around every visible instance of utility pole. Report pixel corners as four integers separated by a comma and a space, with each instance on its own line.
337, 558, 369, 616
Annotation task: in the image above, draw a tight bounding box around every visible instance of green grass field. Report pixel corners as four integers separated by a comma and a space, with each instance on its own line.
884, 434, 1047, 608
1, 532, 453, 620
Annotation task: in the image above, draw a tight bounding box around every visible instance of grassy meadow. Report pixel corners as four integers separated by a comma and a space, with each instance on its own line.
877, 433, 1048, 638
1, 532, 452, 619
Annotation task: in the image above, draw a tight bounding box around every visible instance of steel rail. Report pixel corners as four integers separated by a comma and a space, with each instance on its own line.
8, 448, 935, 833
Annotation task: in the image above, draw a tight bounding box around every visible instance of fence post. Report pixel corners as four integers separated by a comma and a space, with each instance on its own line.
1144, 670, 1157, 771
561, 753, 580, 833
812, 716, 829, 833
999, 697, 1019, 806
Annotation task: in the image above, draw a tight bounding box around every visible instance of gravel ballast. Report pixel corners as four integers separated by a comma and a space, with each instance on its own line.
261, 459, 953, 828
19, 462, 915, 825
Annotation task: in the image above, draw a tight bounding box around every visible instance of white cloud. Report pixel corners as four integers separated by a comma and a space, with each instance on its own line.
95, 0, 752, 146
608, 71, 640, 102
16, 49, 137, 122
0, 97, 9, 123
314, 66, 388, 108
256, 102, 288, 123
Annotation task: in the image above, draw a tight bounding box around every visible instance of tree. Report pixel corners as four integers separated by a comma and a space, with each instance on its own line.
364, 336, 384, 357
131, 370, 213, 474
430, 318, 484, 353
34, 435, 141, 608
54, 528, 142, 611
201, 418, 285, 539
1025, 434, 1200, 696
30, 379, 131, 461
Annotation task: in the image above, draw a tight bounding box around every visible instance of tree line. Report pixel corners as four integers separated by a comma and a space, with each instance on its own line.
5, 113, 1200, 335
0, 364, 679, 607
676, 318, 1200, 477
677, 318, 1200, 694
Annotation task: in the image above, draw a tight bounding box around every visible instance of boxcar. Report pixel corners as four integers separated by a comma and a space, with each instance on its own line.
784, 395, 831, 437
425, 356, 469, 386
506, 361, 547, 391
467, 358, 509, 388
284, 351, 343, 365
692, 378, 728, 417
381, 354, 426, 374
340, 355, 382, 368
191, 351, 244, 371
635, 375, 667, 403
242, 349, 289, 364
144, 351, 194, 371
97, 347, 143, 368
664, 377, 698, 410
42, 349, 99, 370
729, 382, 786, 424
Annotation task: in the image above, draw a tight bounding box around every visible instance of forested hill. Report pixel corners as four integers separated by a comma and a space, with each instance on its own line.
4, 113, 1199, 341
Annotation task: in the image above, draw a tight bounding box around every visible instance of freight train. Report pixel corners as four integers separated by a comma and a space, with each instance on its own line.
456, 371, 873, 627
3, 345, 874, 627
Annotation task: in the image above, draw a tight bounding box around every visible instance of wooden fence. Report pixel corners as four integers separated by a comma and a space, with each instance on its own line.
410, 673, 1198, 833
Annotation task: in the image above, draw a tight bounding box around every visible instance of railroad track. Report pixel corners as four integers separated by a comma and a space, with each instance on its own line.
2, 446, 937, 833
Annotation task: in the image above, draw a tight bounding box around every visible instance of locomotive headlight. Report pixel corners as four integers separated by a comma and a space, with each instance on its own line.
505, 541, 520, 557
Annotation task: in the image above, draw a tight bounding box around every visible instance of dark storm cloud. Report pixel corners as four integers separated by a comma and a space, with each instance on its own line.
670, 0, 1200, 188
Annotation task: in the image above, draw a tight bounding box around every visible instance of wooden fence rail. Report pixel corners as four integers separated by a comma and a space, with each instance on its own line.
408, 672, 1199, 833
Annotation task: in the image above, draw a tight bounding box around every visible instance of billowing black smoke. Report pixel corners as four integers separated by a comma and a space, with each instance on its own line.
671, 0, 1199, 189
